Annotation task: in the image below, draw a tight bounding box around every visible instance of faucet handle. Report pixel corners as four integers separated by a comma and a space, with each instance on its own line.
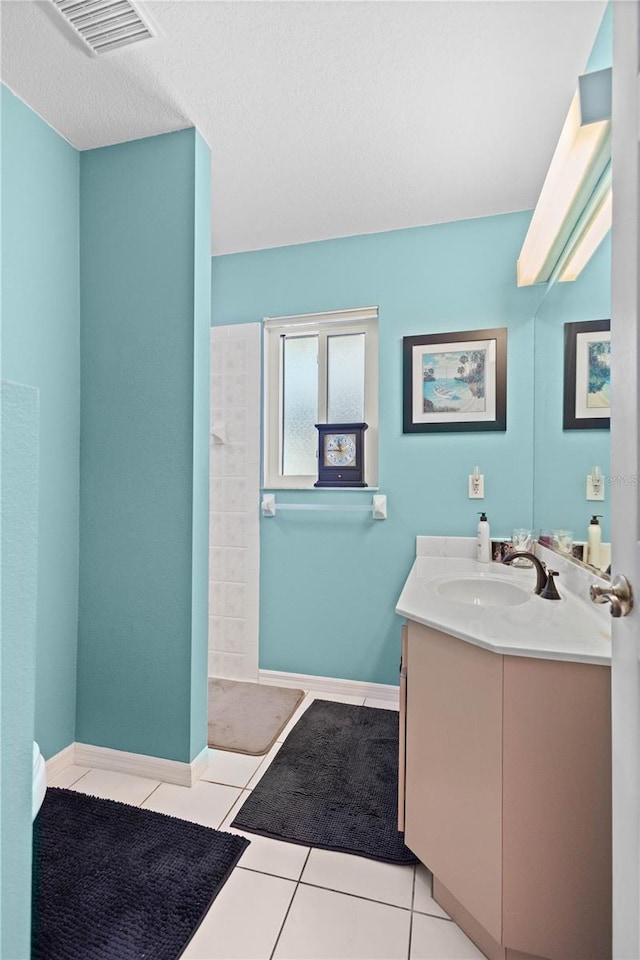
540, 570, 561, 601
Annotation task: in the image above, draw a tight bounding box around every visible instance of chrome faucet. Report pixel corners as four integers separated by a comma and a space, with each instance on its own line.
503, 551, 547, 593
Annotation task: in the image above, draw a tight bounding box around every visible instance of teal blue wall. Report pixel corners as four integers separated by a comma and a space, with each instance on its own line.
1, 86, 80, 759
190, 131, 212, 758
586, 2, 612, 73
533, 236, 611, 542
212, 213, 538, 684
77, 128, 210, 762
1, 382, 39, 960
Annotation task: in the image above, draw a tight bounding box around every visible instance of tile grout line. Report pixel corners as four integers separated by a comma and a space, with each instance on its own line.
268, 847, 313, 960
235, 863, 433, 915
245, 744, 282, 790
407, 865, 417, 959
54, 767, 92, 789
218, 788, 254, 836
200, 776, 255, 791
235, 863, 310, 885
295, 877, 414, 913
138, 781, 164, 807
216, 787, 250, 830
139, 780, 246, 826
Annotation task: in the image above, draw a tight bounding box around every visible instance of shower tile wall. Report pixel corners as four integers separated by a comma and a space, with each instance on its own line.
209, 323, 261, 680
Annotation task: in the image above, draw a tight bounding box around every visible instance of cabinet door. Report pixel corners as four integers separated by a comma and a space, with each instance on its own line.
405, 623, 503, 943
398, 625, 408, 831
502, 656, 611, 960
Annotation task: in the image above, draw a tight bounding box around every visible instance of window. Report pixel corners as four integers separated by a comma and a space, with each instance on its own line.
264, 307, 379, 488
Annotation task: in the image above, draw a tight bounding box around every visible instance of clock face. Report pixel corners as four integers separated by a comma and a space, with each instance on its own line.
324, 433, 357, 467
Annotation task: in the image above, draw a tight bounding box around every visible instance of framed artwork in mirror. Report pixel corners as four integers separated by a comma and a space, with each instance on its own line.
563, 320, 610, 430
402, 327, 507, 433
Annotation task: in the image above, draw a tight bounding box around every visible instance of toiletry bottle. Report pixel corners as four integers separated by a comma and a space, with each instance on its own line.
477, 512, 491, 563
587, 515, 603, 568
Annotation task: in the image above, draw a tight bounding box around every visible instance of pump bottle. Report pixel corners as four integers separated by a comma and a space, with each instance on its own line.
587, 515, 602, 568
477, 512, 491, 563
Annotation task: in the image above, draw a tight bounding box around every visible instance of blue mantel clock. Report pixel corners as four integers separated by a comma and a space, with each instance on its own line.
314, 422, 368, 488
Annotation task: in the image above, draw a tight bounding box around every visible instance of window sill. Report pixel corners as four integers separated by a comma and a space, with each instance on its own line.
262, 485, 380, 492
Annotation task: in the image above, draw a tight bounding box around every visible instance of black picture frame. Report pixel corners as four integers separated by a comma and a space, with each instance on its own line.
563, 320, 611, 430
402, 327, 507, 433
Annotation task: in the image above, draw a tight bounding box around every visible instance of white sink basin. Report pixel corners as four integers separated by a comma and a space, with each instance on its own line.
434, 577, 531, 607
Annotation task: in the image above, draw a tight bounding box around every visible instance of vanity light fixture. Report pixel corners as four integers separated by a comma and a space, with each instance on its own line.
517, 68, 612, 287
586, 465, 605, 501
468, 465, 484, 499
556, 171, 612, 282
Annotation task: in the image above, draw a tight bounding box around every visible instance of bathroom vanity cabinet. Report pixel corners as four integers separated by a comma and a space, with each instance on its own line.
400, 620, 612, 960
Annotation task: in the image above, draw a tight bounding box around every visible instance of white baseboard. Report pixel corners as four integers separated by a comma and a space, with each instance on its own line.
189, 747, 209, 785
74, 743, 208, 787
45, 743, 76, 781
42, 671, 395, 787
258, 669, 400, 704
46, 742, 208, 787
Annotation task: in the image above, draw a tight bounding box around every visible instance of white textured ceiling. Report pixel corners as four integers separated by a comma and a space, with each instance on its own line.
1, 0, 606, 255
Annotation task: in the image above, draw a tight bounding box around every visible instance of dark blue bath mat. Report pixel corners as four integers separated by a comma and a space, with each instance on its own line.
32, 786, 249, 960
232, 699, 417, 864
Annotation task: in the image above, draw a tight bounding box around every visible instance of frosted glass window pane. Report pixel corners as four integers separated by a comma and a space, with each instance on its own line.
282, 335, 318, 475
327, 333, 365, 423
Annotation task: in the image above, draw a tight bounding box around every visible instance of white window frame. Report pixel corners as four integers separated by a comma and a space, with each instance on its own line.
263, 306, 379, 490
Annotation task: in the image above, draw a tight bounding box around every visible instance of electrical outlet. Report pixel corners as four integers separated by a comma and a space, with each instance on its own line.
468, 474, 485, 498
586, 474, 605, 501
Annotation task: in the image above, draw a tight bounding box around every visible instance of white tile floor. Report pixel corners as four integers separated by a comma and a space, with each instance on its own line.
48, 689, 486, 960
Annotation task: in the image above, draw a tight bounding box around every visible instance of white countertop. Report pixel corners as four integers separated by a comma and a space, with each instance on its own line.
395, 540, 611, 666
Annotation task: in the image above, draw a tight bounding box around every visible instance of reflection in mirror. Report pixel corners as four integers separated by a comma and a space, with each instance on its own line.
494, 534, 611, 581
530, 4, 612, 580
532, 231, 611, 576
538, 535, 611, 581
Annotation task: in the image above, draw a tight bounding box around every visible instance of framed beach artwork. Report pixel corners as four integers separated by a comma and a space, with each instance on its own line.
402, 327, 507, 433
563, 320, 610, 430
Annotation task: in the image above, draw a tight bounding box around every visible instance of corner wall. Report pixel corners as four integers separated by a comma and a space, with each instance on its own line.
77, 128, 211, 763
1, 85, 80, 759
190, 130, 212, 758
1, 382, 39, 960
211, 212, 538, 685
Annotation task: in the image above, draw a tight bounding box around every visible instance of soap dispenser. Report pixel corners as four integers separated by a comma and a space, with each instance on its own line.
587, 515, 603, 568
477, 512, 491, 563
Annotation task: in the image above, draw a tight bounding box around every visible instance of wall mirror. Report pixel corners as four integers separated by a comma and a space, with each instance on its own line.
526, 6, 612, 579
531, 234, 611, 578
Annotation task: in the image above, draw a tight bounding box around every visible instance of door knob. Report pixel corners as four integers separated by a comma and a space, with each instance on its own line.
590, 574, 634, 618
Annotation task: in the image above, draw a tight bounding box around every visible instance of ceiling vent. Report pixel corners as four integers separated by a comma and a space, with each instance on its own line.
51, 0, 157, 55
